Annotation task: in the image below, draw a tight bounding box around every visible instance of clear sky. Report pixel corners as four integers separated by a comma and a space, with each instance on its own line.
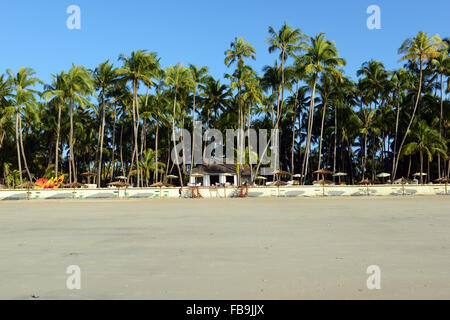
1, 0, 449, 85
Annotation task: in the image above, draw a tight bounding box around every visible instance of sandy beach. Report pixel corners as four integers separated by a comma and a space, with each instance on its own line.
0, 196, 449, 299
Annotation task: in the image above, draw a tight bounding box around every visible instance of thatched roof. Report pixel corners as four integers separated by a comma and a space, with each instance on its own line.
17, 182, 36, 188
434, 177, 450, 183
393, 177, 413, 184
108, 181, 130, 187
313, 169, 333, 175
64, 182, 88, 188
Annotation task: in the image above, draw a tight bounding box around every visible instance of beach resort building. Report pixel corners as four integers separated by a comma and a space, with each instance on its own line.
189, 164, 252, 186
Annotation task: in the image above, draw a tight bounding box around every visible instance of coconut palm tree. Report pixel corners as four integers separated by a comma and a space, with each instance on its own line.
265, 22, 305, 126
393, 31, 444, 179
297, 33, 346, 183
431, 50, 450, 177
42, 71, 68, 177
93, 60, 117, 187
401, 120, 448, 184
117, 50, 159, 186
188, 64, 209, 179
6, 67, 42, 183
65, 64, 95, 183
390, 68, 413, 175
165, 63, 193, 186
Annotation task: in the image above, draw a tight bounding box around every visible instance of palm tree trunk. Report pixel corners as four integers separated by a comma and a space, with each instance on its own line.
154, 117, 159, 182
55, 104, 62, 177
69, 98, 77, 183
172, 88, 183, 187
438, 73, 444, 178
120, 122, 125, 176
15, 111, 23, 184
317, 98, 328, 178
392, 89, 401, 175
333, 104, 337, 180
190, 86, 197, 182
291, 80, 299, 176
393, 60, 423, 179
98, 90, 106, 187
110, 103, 116, 181
18, 117, 32, 181
302, 75, 317, 184
420, 149, 423, 184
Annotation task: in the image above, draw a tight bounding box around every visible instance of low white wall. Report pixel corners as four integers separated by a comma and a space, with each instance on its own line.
0, 184, 447, 200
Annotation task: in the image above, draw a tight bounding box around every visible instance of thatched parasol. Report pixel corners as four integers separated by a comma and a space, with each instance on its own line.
393, 177, 412, 196
393, 177, 412, 184
434, 177, 450, 194
64, 182, 88, 199
255, 176, 267, 186
313, 169, 333, 186
108, 181, 130, 199
17, 182, 37, 200
81, 171, 95, 184
376, 172, 390, 184
272, 169, 291, 183
313, 179, 333, 196
333, 172, 347, 184
115, 175, 127, 180
150, 182, 165, 187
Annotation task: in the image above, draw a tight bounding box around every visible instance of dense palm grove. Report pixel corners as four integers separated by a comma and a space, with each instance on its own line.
0, 24, 449, 187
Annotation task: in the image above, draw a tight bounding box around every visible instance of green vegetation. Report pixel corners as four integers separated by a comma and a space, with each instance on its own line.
0, 26, 448, 187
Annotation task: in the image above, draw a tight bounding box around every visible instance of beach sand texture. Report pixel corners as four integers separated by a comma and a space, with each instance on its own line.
0, 196, 449, 299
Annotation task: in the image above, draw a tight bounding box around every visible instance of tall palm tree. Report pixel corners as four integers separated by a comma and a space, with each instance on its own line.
117, 50, 159, 186
431, 50, 450, 177
390, 68, 412, 175
265, 22, 305, 126
298, 33, 345, 183
188, 64, 209, 178
225, 37, 256, 183
165, 63, 193, 186
6, 67, 42, 183
42, 71, 68, 177
93, 60, 117, 187
393, 31, 444, 179
65, 64, 94, 183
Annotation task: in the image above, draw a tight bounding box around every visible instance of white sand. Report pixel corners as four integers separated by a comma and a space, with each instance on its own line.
0, 196, 449, 299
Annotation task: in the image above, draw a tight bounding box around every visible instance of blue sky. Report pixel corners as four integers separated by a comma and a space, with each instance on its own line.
1, 0, 449, 85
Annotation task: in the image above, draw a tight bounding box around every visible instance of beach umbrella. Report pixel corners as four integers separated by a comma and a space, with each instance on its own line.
358, 178, 374, 196
17, 182, 37, 200
64, 182, 88, 199
191, 173, 204, 185
434, 177, 450, 194
376, 172, 391, 183
64, 182, 88, 188
272, 170, 290, 182
81, 171, 95, 185
413, 172, 427, 184
115, 175, 127, 181
166, 174, 178, 185
255, 176, 267, 186
313, 169, 333, 185
108, 181, 130, 199
332, 172, 347, 184
313, 178, 333, 196
393, 177, 412, 196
